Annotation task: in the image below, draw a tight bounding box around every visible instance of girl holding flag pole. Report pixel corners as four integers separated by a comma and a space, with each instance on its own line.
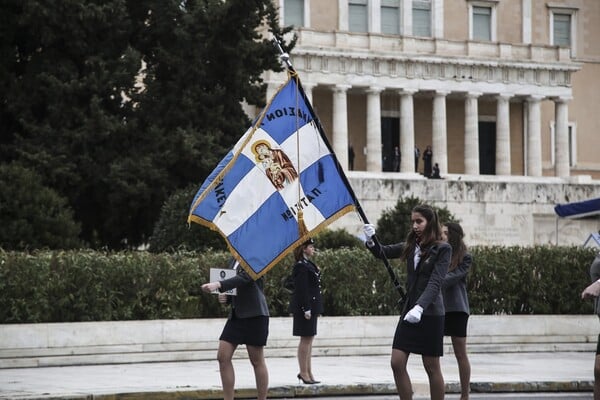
363, 204, 451, 400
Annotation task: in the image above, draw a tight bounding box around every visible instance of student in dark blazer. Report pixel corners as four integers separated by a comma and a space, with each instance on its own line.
201, 258, 269, 400
364, 204, 451, 400
289, 238, 323, 385
442, 222, 472, 400
581, 251, 600, 400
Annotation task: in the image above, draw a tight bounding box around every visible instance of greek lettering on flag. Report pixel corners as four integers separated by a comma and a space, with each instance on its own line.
188, 74, 357, 279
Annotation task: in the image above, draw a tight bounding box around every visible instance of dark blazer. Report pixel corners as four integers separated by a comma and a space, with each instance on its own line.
367, 241, 451, 317
590, 253, 600, 317
288, 258, 323, 315
442, 253, 472, 314
218, 260, 269, 319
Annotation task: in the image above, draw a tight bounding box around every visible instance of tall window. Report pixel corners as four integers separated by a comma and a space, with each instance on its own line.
549, 6, 577, 57
553, 13, 571, 47
468, 1, 496, 41
349, 0, 368, 32
381, 0, 400, 35
284, 0, 304, 27
472, 6, 491, 41
412, 0, 431, 37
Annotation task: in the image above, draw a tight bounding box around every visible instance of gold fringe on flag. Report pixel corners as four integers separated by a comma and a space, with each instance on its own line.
297, 209, 308, 237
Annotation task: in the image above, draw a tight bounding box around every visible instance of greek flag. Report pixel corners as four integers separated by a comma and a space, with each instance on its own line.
188, 74, 357, 279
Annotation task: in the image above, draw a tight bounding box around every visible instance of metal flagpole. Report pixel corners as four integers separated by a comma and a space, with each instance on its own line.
272, 38, 407, 307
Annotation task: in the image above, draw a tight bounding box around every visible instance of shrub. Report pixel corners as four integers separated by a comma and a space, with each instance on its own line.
0, 246, 596, 323
0, 164, 81, 250
376, 195, 457, 244
313, 228, 363, 249
148, 184, 227, 252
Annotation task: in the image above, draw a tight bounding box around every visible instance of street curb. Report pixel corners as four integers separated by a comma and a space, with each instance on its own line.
18, 381, 591, 400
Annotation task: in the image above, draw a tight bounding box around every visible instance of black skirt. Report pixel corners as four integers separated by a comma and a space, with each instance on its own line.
392, 314, 444, 357
292, 312, 318, 337
444, 312, 469, 337
219, 311, 269, 347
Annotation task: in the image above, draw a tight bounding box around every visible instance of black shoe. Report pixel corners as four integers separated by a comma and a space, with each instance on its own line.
297, 373, 316, 384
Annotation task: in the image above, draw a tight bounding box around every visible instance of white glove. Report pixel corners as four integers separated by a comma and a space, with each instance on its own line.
304, 310, 312, 319
403, 305, 423, 324
363, 224, 376, 238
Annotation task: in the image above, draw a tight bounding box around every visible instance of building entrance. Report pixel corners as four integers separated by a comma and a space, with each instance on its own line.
479, 121, 496, 175
381, 117, 400, 172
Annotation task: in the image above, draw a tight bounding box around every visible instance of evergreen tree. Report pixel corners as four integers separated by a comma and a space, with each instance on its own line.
376, 196, 457, 244
0, 164, 81, 250
0, 0, 294, 248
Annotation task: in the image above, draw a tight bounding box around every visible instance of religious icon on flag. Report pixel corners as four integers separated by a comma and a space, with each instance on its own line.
188, 71, 358, 279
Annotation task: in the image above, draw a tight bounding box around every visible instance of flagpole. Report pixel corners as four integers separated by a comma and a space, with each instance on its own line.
272, 38, 407, 307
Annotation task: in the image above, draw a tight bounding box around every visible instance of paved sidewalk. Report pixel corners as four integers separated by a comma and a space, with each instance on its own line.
0, 351, 594, 399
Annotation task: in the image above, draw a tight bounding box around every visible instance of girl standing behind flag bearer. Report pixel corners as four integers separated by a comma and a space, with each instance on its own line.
442, 222, 472, 400
363, 204, 451, 400
289, 238, 323, 385
201, 258, 270, 400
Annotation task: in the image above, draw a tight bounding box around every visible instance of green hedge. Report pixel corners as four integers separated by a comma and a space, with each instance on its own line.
0, 246, 597, 323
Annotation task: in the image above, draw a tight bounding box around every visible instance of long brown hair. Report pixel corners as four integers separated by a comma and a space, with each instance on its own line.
445, 222, 467, 271
401, 204, 443, 260
294, 239, 314, 261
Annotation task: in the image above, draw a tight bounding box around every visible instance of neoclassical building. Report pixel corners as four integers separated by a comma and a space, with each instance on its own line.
262, 0, 599, 181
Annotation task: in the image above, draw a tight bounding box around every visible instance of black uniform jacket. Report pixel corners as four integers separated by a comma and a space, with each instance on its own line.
219, 260, 269, 319
367, 240, 451, 317
288, 258, 324, 315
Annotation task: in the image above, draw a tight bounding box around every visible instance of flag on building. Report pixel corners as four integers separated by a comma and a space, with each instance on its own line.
188, 73, 357, 279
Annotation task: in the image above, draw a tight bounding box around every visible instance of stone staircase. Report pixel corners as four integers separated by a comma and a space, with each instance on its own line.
0, 315, 596, 369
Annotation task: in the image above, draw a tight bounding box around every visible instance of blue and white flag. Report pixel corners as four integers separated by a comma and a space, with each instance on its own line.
188, 74, 357, 279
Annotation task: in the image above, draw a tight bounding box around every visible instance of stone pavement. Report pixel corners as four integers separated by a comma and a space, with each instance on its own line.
0, 351, 594, 399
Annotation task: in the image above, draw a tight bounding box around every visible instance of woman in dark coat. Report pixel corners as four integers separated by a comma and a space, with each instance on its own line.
442, 222, 472, 400
363, 204, 451, 400
289, 238, 323, 384
423, 145, 433, 177
201, 258, 269, 400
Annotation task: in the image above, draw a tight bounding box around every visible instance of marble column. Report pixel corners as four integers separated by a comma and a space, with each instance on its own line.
527, 95, 544, 177
302, 83, 315, 105
554, 96, 571, 178
496, 94, 511, 175
399, 89, 417, 173
432, 91, 449, 174
464, 92, 481, 175
366, 87, 384, 172
333, 84, 351, 171
266, 83, 278, 104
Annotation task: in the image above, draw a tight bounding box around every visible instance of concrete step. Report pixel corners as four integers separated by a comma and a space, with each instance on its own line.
0, 315, 597, 369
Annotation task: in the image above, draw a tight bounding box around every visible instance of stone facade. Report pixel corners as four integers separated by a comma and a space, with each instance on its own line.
262, 0, 600, 181
330, 173, 600, 247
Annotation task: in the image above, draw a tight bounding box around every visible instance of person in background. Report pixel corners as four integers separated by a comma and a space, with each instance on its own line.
431, 163, 441, 179
414, 146, 420, 173
581, 251, 600, 400
442, 222, 472, 400
393, 146, 401, 172
201, 258, 270, 400
289, 238, 323, 384
423, 145, 433, 178
363, 204, 451, 400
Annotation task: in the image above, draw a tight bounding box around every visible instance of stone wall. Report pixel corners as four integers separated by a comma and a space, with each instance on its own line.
0, 315, 595, 368
331, 172, 600, 246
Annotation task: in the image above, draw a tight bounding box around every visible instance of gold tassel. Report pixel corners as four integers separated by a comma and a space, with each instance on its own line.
297, 209, 308, 238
